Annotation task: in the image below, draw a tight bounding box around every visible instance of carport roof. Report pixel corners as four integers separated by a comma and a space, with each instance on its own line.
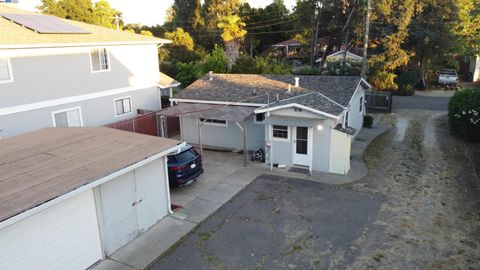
0, 127, 181, 224
159, 103, 256, 122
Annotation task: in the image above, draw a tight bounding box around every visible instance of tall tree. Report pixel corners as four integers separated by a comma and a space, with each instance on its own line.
171, 0, 204, 31
92, 0, 119, 28
217, 15, 247, 69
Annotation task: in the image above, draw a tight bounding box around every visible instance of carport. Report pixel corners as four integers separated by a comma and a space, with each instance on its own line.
158, 103, 256, 166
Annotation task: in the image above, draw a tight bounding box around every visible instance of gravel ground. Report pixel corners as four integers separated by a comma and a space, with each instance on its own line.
150, 106, 480, 269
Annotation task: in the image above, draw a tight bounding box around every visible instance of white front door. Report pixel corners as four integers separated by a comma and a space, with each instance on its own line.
292, 126, 311, 166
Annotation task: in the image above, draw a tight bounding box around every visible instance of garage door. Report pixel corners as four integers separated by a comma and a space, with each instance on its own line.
0, 190, 102, 270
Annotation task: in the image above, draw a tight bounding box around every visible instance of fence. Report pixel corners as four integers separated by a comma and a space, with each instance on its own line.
365, 90, 392, 113
104, 112, 181, 138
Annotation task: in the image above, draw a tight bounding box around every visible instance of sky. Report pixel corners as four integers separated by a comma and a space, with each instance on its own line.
16, 0, 297, 26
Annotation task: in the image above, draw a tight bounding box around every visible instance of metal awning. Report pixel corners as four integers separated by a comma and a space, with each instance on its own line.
262, 116, 322, 127
159, 103, 256, 122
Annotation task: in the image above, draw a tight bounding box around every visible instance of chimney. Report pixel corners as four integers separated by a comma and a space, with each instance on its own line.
294, 77, 299, 87
209, 71, 213, 81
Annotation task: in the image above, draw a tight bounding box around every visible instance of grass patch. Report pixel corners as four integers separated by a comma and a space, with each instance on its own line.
197, 231, 213, 241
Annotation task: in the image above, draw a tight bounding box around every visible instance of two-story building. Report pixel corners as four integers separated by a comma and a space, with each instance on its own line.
0, 4, 175, 138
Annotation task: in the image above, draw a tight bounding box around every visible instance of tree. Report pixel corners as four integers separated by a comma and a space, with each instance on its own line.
164, 28, 199, 63
165, 28, 195, 51
38, 0, 66, 18
217, 15, 247, 69
92, 0, 118, 28
171, 0, 204, 32
204, 45, 229, 73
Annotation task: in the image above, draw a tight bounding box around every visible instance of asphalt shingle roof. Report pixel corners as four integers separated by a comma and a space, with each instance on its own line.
262, 92, 345, 116
174, 74, 367, 112
0, 4, 170, 49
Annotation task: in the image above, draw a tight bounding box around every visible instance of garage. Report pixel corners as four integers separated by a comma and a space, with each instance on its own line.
0, 190, 102, 270
0, 127, 182, 270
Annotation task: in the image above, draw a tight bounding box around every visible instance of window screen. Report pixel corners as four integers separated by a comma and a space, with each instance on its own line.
273, 125, 288, 139
115, 97, 132, 116
91, 48, 109, 71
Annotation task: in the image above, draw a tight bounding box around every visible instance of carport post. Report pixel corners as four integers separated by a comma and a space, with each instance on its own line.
197, 118, 204, 157
243, 120, 248, 167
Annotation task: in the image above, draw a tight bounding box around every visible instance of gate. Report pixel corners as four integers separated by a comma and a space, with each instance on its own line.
365, 90, 392, 113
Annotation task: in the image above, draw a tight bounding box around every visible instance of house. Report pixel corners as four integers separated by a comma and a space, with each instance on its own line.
0, 127, 183, 270
271, 36, 333, 59
163, 74, 369, 175
470, 55, 479, 82
319, 50, 363, 64
0, 4, 174, 138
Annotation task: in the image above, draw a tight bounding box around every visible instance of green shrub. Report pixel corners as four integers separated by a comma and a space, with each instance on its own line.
395, 69, 421, 90
363, 115, 374, 128
448, 89, 480, 141
396, 84, 416, 96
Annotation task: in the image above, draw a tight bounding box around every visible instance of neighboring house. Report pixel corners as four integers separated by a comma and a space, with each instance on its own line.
271, 37, 333, 59
319, 50, 363, 64
159, 72, 181, 106
0, 4, 173, 138
164, 74, 369, 175
0, 127, 183, 270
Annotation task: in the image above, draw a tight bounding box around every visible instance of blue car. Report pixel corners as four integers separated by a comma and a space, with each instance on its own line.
167, 144, 204, 188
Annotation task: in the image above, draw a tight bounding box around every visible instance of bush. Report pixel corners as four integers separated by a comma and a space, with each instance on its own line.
448, 89, 480, 141
395, 84, 416, 96
363, 115, 373, 128
395, 69, 421, 90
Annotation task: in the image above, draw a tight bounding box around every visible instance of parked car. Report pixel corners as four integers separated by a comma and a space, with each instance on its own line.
438, 69, 459, 86
167, 144, 204, 187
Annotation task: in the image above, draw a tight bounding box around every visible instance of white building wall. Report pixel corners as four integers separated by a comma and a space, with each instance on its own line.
347, 85, 365, 133
470, 55, 480, 82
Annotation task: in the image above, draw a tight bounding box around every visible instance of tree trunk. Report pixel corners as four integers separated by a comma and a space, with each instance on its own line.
225, 40, 240, 70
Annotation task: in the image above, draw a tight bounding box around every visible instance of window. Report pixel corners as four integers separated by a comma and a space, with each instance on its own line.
255, 113, 265, 123
90, 48, 110, 72
0, 57, 13, 83
114, 97, 132, 116
359, 96, 364, 112
272, 125, 289, 140
53, 107, 82, 127
199, 118, 227, 126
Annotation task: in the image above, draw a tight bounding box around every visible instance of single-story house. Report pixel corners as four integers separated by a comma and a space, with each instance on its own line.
0, 127, 183, 270
163, 74, 369, 175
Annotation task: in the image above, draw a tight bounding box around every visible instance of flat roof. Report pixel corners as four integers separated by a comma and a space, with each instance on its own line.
0, 4, 170, 49
0, 127, 180, 223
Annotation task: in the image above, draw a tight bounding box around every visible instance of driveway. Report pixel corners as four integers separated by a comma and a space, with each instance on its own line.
150, 92, 480, 269
392, 91, 453, 111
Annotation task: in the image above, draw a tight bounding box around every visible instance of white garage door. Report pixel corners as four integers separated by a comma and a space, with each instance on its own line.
0, 190, 102, 270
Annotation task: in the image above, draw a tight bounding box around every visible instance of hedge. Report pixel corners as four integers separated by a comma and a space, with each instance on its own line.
448, 89, 480, 141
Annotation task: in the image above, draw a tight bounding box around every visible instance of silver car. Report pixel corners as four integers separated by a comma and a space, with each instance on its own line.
438, 69, 459, 86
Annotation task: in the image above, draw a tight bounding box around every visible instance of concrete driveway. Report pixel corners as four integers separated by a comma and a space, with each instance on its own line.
151, 175, 384, 270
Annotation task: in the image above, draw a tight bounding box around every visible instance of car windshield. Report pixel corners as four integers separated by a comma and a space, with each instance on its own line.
168, 148, 199, 164
440, 70, 456, 75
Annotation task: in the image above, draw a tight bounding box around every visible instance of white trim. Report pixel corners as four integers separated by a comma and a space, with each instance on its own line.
0, 57, 14, 84
0, 40, 171, 50
0, 85, 156, 116
0, 142, 186, 230
51, 106, 84, 127
170, 99, 263, 107
255, 103, 342, 120
90, 48, 111, 73
272, 125, 290, 142
158, 83, 181, 89
114, 96, 133, 117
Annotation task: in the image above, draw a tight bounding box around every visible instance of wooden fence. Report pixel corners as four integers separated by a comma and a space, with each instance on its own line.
103, 112, 180, 138
365, 90, 392, 113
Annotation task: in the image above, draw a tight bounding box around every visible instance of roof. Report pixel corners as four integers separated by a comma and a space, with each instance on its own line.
159, 103, 255, 122
159, 72, 181, 88
0, 4, 170, 49
0, 127, 180, 223
334, 123, 357, 136
256, 92, 346, 117
173, 74, 368, 109
320, 50, 363, 62
272, 39, 302, 47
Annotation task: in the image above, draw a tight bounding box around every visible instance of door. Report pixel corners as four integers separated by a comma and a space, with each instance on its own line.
98, 172, 139, 255
293, 126, 311, 166
0, 190, 102, 270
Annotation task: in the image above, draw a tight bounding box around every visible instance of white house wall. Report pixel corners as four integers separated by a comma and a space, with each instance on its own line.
470, 55, 480, 82
180, 115, 265, 150
0, 86, 160, 138
347, 85, 365, 132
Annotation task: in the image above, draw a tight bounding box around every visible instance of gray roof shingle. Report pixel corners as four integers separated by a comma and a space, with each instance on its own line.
173, 74, 367, 109
260, 92, 345, 116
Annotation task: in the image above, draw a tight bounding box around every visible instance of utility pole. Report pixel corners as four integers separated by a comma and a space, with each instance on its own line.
361, 0, 371, 78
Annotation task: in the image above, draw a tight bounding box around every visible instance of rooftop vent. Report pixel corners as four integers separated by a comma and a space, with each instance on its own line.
252, 89, 256, 95
287, 84, 292, 93
294, 77, 299, 87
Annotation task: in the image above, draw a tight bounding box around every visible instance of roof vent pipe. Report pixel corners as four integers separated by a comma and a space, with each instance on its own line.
294, 77, 299, 87
252, 89, 256, 95
288, 84, 292, 93
209, 71, 213, 81
276, 93, 279, 102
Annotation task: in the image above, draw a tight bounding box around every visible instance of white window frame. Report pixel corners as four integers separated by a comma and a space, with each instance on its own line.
0, 57, 14, 84
51, 106, 84, 127
90, 48, 111, 73
114, 96, 133, 117
199, 118, 228, 127
272, 125, 290, 142
254, 113, 265, 124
